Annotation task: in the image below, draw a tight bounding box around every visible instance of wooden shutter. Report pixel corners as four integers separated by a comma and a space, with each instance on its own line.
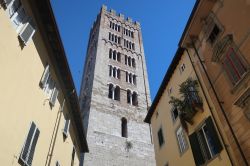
205, 116, 223, 154
18, 21, 35, 45
27, 128, 40, 166
40, 65, 50, 88
20, 122, 39, 166
50, 87, 59, 107
20, 122, 36, 162
189, 132, 205, 166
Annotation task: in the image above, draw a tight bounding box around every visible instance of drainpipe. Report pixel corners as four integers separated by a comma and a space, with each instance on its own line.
190, 39, 248, 166
46, 99, 65, 166
185, 48, 233, 165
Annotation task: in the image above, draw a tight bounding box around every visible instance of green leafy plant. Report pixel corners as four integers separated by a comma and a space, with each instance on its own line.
169, 78, 203, 132
125, 140, 133, 152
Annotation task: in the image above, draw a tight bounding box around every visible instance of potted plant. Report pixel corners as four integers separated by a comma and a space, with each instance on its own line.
169, 78, 203, 132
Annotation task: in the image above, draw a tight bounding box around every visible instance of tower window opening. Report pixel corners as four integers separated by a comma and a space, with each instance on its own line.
121, 118, 128, 138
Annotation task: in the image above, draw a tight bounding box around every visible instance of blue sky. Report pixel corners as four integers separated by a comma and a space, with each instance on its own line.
51, 0, 196, 99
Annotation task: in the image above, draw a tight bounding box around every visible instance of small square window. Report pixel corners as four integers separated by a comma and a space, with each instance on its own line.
180, 63, 185, 73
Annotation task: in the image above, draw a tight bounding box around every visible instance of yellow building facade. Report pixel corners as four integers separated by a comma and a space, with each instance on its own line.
0, 0, 88, 166
145, 48, 232, 166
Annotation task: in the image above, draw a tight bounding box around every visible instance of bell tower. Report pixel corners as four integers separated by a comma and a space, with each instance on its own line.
79, 5, 155, 166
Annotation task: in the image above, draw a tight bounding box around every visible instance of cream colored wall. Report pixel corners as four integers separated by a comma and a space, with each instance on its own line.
0, 4, 79, 166
151, 51, 231, 166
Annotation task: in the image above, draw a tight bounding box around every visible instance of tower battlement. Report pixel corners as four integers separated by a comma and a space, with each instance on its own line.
101, 4, 141, 27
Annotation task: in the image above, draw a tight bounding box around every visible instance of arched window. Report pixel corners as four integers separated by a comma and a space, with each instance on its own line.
131, 32, 134, 38
121, 118, 128, 138
129, 42, 132, 49
113, 50, 116, 60
109, 21, 112, 28
127, 90, 132, 104
117, 69, 120, 79
109, 33, 111, 40
132, 58, 136, 68
109, 49, 112, 59
128, 57, 131, 66
115, 24, 118, 31
133, 75, 136, 85
112, 23, 114, 29
113, 67, 116, 78
117, 52, 121, 62
132, 92, 138, 106
118, 26, 120, 32
126, 72, 128, 82
132, 43, 135, 50
112, 34, 114, 41
115, 36, 117, 43
125, 55, 128, 65
114, 86, 120, 101
109, 66, 112, 76
126, 40, 129, 48
126, 29, 128, 36
108, 84, 114, 99
124, 39, 126, 46
118, 37, 121, 44
129, 73, 132, 83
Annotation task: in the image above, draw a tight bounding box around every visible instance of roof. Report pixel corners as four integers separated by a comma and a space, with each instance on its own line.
28, 0, 88, 152
144, 47, 184, 123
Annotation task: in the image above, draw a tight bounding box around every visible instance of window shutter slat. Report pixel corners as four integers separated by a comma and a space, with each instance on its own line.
27, 128, 40, 166
50, 87, 58, 106
189, 132, 205, 166
18, 21, 35, 45
21, 122, 36, 162
205, 117, 223, 154
40, 65, 50, 88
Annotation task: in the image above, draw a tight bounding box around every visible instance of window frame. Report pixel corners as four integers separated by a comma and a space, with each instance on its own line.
157, 127, 165, 148
176, 126, 188, 155
222, 47, 247, 85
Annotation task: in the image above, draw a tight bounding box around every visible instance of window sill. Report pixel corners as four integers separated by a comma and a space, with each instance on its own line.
202, 153, 222, 166
231, 69, 250, 94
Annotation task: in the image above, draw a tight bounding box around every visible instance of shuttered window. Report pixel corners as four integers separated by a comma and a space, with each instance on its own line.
40, 65, 59, 107
189, 116, 222, 165
176, 126, 187, 154
5, 0, 36, 44
40, 65, 50, 88
2, 0, 13, 8
63, 119, 70, 137
19, 122, 40, 166
223, 48, 247, 85
49, 87, 58, 106
18, 22, 36, 45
